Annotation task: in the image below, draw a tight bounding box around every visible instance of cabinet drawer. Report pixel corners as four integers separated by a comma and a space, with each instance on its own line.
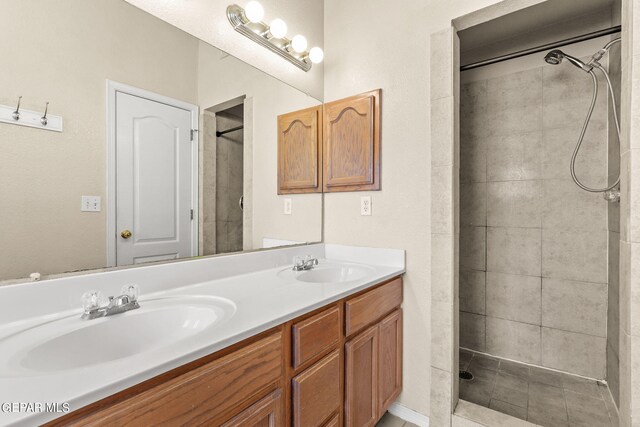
345, 277, 402, 336
292, 350, 341, 427
72, 332, 283, 426
292, 306, 340, 369
221, 389, 283, 427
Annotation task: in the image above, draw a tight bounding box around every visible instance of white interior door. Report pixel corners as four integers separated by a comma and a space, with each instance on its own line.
115, 92, 194, 265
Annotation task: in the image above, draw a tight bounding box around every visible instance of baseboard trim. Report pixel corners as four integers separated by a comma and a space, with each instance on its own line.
388, 402, 430, 427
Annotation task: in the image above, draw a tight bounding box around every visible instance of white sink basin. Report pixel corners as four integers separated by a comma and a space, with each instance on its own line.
279, 262, 375, 284
0, 296, 236, 376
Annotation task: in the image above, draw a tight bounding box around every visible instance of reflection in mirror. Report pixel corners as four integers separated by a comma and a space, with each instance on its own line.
0, 0, 323, 283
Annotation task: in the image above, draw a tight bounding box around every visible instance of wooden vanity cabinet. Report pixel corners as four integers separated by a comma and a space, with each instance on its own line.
277, 105, 323, 194
49, 276, 403, 427
344, 277, 403, 427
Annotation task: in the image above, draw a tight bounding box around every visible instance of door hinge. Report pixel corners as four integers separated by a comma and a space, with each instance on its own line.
190, 129, 198, 141
190, 209, 194, 220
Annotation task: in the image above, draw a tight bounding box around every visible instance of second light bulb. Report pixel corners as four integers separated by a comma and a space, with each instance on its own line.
291, 35, 308, 53
269, 18, 287, 39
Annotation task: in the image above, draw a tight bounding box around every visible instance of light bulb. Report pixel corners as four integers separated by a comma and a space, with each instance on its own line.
291, 35, 308, 53
269, 18, 287, 39
244, 1, 264, 23
309, 47, 324, 64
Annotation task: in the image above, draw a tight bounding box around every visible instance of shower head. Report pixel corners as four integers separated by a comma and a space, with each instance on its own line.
544, 49, 593, 72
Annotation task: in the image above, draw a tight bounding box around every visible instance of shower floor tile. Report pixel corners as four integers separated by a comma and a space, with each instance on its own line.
459, 350, 618, 426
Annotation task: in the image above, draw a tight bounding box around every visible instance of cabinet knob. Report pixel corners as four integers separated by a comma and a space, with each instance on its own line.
120, 230, 132, 239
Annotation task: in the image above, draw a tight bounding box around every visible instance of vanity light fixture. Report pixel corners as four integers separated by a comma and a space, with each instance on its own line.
227, 2, 323, 72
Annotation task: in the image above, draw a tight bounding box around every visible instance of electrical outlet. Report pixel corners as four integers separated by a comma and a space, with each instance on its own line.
81, 196, 101, 212
360, 196, 372, 216
284, 198, 292, 215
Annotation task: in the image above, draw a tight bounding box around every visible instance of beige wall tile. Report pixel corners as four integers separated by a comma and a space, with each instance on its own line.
460, 182, 487, 226
431, 28, 454, 100
630, 242, 640, 336
432, 96, 456, 167
430, 367, 453, 427
542, 179, 608, 231
432, 301, 454, 372
460, 311, 486, 352
608, 343, 620, 406
542, 228, 607, 283
460, 269, 486, 315
487, 227, 541, 276
486, 132, 542, 181
486, 316, 541, 364
542, 327, 606, 378
629, 150, 640, 242
488, 103, 542, 137
460, 226, 486, 271
432, 165, 455, 234
487, 181, 541, 228
486, 272, 541, 325
432, 233, 455, 305
460, 137, 487, 184
621, 240, 631, 336
542, 278, 607, 337
487, 68, 542, 112
543, 122, 608, 183
542, 61, 608, 129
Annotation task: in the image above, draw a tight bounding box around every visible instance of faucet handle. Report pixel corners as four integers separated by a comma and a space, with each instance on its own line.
81, 290, 106, 312
120, 284, 139, 302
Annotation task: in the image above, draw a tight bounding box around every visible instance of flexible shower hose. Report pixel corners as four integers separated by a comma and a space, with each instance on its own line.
571, 62, 620, 193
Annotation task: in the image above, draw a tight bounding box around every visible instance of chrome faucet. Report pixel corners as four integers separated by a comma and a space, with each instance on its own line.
81, 285, 140, 320
292, 255, 319, 271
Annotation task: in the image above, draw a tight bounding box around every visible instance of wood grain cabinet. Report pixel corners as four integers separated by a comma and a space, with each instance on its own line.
222, 389, 283, 427
49, 277, 403, 427
322, 89, 381, 193
292, 350, 341, 427
277, 105, 322, 194
345, 310, 403, 427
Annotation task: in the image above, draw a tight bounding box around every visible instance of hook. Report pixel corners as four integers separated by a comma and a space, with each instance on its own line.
40, 102, 49, 126
12, 96, 22, 121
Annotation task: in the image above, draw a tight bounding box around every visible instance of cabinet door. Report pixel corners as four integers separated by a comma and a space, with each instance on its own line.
222, 389, 283, 427
277, 105, 322, 194
345, 325, 378, 427
292, 350, 341, 427
377, 309, 402, 417
323, 89, 380, 193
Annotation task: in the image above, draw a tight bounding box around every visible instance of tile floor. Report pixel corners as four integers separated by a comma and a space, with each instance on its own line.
376, 412, 419, 427
459, 349, 619, 426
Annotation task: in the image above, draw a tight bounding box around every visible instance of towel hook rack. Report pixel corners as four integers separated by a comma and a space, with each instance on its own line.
40, 102, 49, 126
12, 96, 22, 121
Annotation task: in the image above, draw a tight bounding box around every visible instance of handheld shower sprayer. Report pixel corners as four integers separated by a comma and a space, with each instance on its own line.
543, 39, 621, 199
544, 50, 593, 72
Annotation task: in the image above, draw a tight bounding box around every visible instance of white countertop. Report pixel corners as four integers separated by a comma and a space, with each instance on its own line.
0, 244, 404, 426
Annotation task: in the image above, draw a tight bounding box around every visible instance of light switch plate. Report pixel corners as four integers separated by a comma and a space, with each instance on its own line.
81, 196, 101, 212
284, 198, 292, 215
360, 196, 372, 216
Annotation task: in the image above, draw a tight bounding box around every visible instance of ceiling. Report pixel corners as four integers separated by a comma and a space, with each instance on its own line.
459, 0, 617, 52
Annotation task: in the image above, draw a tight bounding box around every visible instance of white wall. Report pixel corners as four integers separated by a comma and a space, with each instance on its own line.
0, 0, 200, 280
124, 0, 324, 100
322, 0, 545, 417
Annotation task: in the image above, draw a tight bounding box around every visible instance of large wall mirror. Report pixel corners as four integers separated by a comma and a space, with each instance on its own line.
0, 0, 323, 283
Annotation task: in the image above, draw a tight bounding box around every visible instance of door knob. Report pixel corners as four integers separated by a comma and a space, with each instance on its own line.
120, 230, 132, 239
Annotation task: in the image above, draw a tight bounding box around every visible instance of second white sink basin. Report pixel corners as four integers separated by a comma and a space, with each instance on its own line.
0, 295, 236, 377
279, 262, 375, 284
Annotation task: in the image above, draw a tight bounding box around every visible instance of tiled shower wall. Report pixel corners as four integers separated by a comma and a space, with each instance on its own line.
607, 41, 622, 406
459, 59, 613, 379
